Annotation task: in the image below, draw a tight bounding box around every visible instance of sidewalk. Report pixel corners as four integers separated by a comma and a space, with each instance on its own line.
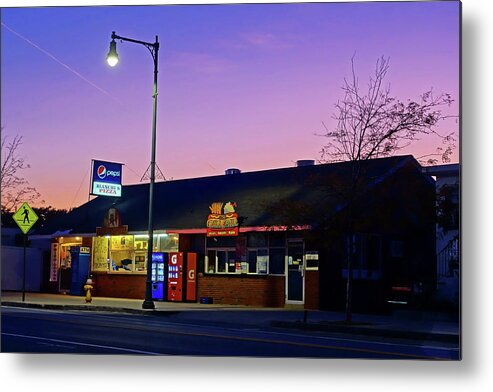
1, 292, 460, 343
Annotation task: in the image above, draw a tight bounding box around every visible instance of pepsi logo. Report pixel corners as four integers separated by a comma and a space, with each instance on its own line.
96, 164, 120, 180
97, 165, 107, 179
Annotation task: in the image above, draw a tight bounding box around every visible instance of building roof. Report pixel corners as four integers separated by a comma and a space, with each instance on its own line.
37, 155, 429, 236
422, 163, 460, 178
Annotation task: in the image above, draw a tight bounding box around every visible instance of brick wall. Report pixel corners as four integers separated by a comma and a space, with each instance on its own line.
198, 274, 285, 307
90, 271, 318, 309
304, 270, 320, 310
92, 273, 146, 299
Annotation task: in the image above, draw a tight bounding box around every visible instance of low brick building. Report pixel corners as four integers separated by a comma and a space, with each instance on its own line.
38, 155, 436, 312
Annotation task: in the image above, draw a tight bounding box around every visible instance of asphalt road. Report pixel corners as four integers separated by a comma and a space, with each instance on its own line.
1, 306, 459, 359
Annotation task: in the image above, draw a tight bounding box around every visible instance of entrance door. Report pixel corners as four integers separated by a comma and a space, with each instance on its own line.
59, 245, 72, 292
286, 241, 304, 303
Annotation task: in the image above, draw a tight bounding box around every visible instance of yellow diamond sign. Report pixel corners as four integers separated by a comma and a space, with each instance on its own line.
13, 202, 39, 234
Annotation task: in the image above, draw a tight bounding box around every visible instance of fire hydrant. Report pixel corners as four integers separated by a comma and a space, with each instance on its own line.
84, 278, 94, 303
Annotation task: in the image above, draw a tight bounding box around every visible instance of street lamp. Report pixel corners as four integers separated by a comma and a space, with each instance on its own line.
107, 31, 159, 310
106, 39, 119, 67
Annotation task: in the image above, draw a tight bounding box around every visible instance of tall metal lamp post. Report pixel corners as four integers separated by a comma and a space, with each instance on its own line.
106, 31, 159, 310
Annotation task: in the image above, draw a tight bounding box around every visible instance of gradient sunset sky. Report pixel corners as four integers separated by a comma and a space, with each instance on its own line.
1, 1, 460, 210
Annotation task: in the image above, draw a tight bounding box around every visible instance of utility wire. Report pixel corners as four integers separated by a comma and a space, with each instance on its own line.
124, 164, 144, 183
69, 167, 90, 210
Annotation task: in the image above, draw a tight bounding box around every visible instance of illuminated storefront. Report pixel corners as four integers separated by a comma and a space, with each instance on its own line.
91, 233, 179, 273
43, 156, 437, 311
50, 231, 179, 298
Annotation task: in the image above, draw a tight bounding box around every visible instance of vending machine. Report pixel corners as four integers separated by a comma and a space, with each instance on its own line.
151, 252, 167, 301
167, 252, 184, 302
186, 253, 197, 302
167, 252, 197, 302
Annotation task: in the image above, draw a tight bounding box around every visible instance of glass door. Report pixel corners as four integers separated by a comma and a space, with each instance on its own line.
59, 244, 72, 292
286, 240, 304, 303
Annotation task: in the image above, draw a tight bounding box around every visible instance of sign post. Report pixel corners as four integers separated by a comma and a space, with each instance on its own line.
12, 202, 39, 302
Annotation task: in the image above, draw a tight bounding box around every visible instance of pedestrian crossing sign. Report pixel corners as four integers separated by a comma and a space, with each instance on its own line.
13, 202, 39, 234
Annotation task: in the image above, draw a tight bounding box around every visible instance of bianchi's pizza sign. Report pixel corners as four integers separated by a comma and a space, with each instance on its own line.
90, 159, 122, 198
206, 202, 239, 237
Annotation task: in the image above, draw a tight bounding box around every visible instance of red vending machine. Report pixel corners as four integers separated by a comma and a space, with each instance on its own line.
167, 252, 198, 302
186, 253, 197, 302
167, 252, 184, 302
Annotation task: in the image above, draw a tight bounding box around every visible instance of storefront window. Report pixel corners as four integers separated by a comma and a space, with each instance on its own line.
206, 249, 244, 274
204, 232, 289, 275
206, 250, 216, 273
217, 250, 227, 273
247, 251, 256, 273
206, 247, 269, 275
92, 233, 179, 273
247, 249, 268, 274
247, 233, 267, 248
227, 251, 236, 273
133, 236, 148, 272
269, 247, 285, 275
110, 235, 134, 272
159, 234, 179, 252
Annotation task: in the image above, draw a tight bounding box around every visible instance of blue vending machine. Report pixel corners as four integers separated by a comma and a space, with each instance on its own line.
70, 246, 91, 296
151, 252, 167, 301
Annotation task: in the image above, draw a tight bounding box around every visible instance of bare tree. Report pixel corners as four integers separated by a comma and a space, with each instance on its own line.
320, 56, 457, 322
321, 56, 456, 165
1, 132, 42, 212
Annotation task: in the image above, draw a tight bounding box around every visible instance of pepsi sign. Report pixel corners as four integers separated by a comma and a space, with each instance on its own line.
91, 159, 123, 197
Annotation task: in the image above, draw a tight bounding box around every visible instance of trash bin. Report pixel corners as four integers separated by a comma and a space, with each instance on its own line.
200, 297, 213, 304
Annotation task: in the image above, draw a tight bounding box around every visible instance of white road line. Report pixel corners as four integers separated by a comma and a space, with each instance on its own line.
2, 332, 162, 355
3, 307, 458, 353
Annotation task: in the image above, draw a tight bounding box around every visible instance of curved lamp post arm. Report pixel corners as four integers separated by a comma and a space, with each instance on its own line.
111, 31, 159, 62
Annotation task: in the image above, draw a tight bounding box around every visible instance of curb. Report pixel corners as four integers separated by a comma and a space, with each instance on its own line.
271, 320, 459, 343
1, 301, 179, 316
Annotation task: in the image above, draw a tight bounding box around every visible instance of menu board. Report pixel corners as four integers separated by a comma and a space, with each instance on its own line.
110, 235, 134, 251
92, 237, 109, 271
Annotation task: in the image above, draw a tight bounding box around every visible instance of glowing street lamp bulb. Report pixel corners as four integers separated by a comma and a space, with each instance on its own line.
107, 55, 118, 67
106, 39, 119, 67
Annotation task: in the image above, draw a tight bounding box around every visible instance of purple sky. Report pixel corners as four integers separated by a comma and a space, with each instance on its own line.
1, 1, 460, 210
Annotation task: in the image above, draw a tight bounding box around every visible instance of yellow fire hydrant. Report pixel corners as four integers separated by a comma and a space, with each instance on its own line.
84, 278, 94, 303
